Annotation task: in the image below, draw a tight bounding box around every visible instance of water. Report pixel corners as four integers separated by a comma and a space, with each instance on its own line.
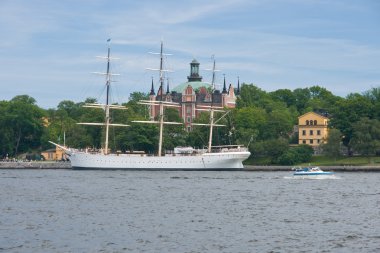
1, 170, 379, 253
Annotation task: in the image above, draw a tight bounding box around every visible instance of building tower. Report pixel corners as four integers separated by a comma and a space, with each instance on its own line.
149, 77, 156, 120
187, 59, 202, 82
236, 76, 240, 95
222, 74, 228, 107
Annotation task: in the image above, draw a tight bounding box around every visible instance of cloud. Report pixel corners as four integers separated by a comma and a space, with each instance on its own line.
0, 0, 379, 107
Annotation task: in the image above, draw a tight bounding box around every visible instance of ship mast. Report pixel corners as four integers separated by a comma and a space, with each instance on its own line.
135, 41, 181, 156
77, 39, 129, 155
158, 41, 165, 157
194, 56, 226, 153
208, 57, 217, 153
211, 56, 216, 91
104, 42, 112, 154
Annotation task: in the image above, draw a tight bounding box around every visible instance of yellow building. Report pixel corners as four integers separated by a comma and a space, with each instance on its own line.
298, 111, 329, 146
41, 146, 66, 161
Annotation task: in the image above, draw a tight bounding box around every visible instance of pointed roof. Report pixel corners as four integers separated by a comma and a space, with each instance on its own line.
150, 77, 155, 95
166, 79, 170, 94
222, 75, 227, 94
298, 111, 329, 119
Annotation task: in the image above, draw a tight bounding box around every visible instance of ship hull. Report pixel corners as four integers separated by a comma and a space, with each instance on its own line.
69, 151, 250, 170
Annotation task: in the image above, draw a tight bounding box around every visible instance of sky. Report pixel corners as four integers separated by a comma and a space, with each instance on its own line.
0, 0, 379, 108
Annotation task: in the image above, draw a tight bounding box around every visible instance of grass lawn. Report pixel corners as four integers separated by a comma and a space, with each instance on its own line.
245, 155, 380, 166
300, 156, 380, 166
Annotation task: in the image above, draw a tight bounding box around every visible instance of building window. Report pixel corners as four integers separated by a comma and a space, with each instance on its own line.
310, 130, 313, 135
302, 140, 306, 144
310, 139, 314, 144
302, 130, 306, 136
317, 139, 321, 144
306, 120, 309, 125
314, 120, 317, 125
310, 120, 313, 126
317, 130, 321, 135
187, 117, 191, 123
187, 126, 191, 132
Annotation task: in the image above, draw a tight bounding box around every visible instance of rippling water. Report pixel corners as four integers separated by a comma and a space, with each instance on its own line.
1, 170, 379, 253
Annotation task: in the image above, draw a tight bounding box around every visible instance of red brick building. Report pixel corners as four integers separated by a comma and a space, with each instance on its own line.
149, 59, 240, 131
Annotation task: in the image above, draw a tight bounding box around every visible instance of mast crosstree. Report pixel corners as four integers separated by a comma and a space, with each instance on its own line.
77, 39, 129, 155
136, 42, 181, 156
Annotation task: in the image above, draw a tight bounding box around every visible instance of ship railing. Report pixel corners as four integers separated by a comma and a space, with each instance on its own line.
165, 148, 208, 156
209, 145, 248, 153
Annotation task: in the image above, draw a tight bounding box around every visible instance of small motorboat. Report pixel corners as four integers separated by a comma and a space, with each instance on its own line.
292, 166, 335, 177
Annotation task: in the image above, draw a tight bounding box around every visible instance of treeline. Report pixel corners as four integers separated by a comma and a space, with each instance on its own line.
235, 85, 380, 164
1, 85, 380, 164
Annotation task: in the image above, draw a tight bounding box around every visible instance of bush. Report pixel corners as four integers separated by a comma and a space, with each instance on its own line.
277, 149, 298, 165
276, 145, 313, 165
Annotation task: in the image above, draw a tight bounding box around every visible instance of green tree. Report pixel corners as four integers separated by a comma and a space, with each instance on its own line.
262, 109, 294, 139
250, 138, 289, 163
0, 96, 45, 157
233, 106, 267, 148
163, 107, 187, 151
187, 112, 210, 148
350, 118, 380, 157
236, 84, 269, 109
269, 89, 296, 108
329, 93, 373, 154
321, 129, 342, 160
363, 87, 380, 120
276, 145, 313, 165
293, 88, 311, 113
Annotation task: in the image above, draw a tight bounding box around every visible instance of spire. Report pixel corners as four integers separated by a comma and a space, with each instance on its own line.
222, 74, 227, 94
237, 76, 240, 94
157, 85, 162, 96
150, 77, 155, 95
166, 78, 170, 94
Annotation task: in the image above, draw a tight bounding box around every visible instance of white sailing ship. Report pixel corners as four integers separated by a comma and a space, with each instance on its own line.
50, 41, 250, 170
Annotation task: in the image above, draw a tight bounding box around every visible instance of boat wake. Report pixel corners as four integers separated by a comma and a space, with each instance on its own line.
284, 175, 340, 180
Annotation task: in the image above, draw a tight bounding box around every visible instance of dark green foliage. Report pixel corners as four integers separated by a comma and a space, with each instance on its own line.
276, 145, 314, 165
0, 96, 44, 157
350, 118, 380, 156
329, 93, 374, 154
250, 138, 289, 164
321, 128, 342, 159
236, 84, 268, 109
2, 84, 380, 164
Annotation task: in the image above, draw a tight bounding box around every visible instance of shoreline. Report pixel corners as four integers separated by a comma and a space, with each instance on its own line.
243, 165, 380, 172
0, 161, 71, 169
0, 161, 380, 171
